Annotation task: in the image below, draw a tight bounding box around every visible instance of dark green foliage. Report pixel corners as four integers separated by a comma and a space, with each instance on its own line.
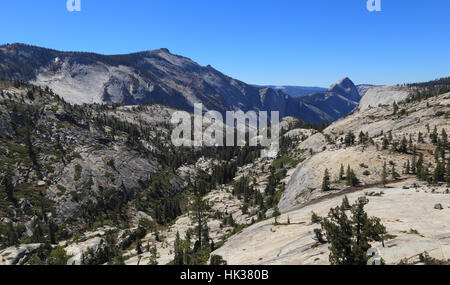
322, 168, 331, 191
405, 77, 450, 103
173, 231, 184, 265
344, 131, 355, 146
311, 211, 321, 224
398, 136, 408, 153
2, 167, 16, 203
81, 231, 124, 265
317, 197, 386, 265
47, 246, 70, 265
148, 245, 159, 265
392, 101, 398, 115
341, 196, 351, 210
359, 131, 368, 144
272, 206, 280, 224
210, 254, 227, 265
339, 164, 345, 181
391, 164, 399, 180
433, 162, 446, 183
191, 190, 210, 250
314, 228, 326, 244
447, 159, 450, 186
381, 162, 387, 186
346, 165, 359, 187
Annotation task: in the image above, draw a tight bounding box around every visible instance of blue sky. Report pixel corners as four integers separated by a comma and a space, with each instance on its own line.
0, 0, 449, 87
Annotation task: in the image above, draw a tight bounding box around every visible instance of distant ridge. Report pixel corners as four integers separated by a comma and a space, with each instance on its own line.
0, 43, 361, 123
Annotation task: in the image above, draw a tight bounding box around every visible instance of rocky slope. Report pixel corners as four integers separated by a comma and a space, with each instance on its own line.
212, 84, 450, 265
0, 79, 192, 250
213, 182, 450, 265
0, 76, 448, 265
359, 85, 410, 110
280, 91, 450, 212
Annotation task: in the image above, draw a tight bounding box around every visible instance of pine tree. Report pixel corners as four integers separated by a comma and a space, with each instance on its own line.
319, 197, 386, 265
341, 195, 351, 210
210, 255, 227, 265
382, 136, 389, 150
446, 159, 450, 187
136, 239, 142, 255
359, 131, 366, 144
408, 135, 413, 152
191, 190, 209, 250
431, 126, 438, 144
434, 162, 445, 183
322, 168, 331, 191
273, 206, 280, 224
2, 167, 15, 203
148, 245, 159, 265
391, 164, 397, 180
399, 136, 408, 153
314, 228, 326, 244
411, 153, 417, 174
381, 162, 387, 187
392, 101, 398, 115
345, 131, 355, 146
442, 128, 448, 146
346, 166, 359, 187
405, 160, 410, 174
6, 223, 18, 246
434, 147, 440, 162
49, 219, 57, 244
339, 164, 345, 180
418, 132, 424, 143
174, 231, 184, 265
311, 211, 321, 224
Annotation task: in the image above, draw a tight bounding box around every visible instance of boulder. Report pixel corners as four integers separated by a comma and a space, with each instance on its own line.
19, 198, 32, 212
0, 244, 43, 265
434, 204, 444, 210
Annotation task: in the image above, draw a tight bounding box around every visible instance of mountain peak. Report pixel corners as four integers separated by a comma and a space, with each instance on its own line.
328, 77, 360, 101
157, 48, 171, 54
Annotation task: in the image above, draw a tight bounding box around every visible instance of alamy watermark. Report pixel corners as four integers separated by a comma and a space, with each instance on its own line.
67, 0, 380, 13
67, 0, 81, 12
367, 247, 382, 265
170, 104, 280, 158
367, 0, 381, 12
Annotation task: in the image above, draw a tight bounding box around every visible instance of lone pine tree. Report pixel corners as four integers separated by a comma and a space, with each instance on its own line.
322, 168, 331, 191
316, 197, 386, 265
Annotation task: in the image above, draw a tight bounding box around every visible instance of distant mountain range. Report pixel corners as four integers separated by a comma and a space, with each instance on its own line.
255, 85, 327, 98
0, 43, 365, 124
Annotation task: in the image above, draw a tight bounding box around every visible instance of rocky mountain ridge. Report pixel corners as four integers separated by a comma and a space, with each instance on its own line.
1, 43, 361, 124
